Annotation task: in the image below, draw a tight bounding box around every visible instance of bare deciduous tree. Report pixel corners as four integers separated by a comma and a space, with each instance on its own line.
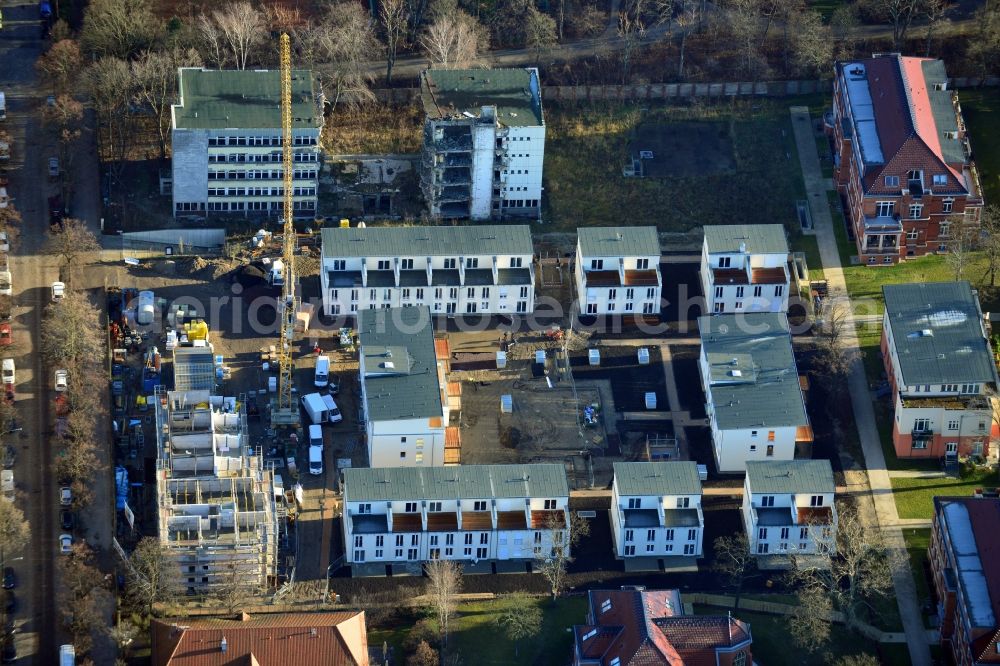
813, 297, 860, 384
535, 511, 590, 599
617, 7, 645, 84
125, 537, 177, 614
424, 558, 462, 646
0, 498, 30, 556
524, 6, 558, 63
712, 532, 756, 608
836, 654, 881, 666
43, 218, 101, 270
923, 0, 949, 56
406, 640, 439, 666
787, 502, 896, 631
674, 0, 701, 79
213, 561, 257, 613
789, 9, 831, 77
301, 3, 381, 113
944, 215, 975, 281
494, 592, 542, 657
41, 289, 103, 369
980, 205, 1000, 287
85, 56, 140, 182
421, 11, 488, 69
199, 2, 264, 70
789, 585, 833, 652
80, 0, 161, 59
133, 48, 203, 159
36, 39, 83, 94
381, 0, 409, 85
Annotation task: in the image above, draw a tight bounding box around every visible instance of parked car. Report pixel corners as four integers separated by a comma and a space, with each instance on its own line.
60, 510, 74, 531
1, 445, 14, 469
51, 281, 64, 302
0, 232, 8, 253
1, 359, 13, 386
0, 273, 10, 297
59, 534, 72, 554
48, 157, 59, 178
0, 323, 11, 348
59, 486, 71, 506
54, 369, 67, 392
1, 567, 13, 590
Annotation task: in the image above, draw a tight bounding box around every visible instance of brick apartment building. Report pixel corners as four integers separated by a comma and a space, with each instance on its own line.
830, 54, 983, 265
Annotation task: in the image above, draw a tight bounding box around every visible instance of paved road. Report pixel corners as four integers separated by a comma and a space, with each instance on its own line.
0, 3, 59, 663
789, 106, 932, 666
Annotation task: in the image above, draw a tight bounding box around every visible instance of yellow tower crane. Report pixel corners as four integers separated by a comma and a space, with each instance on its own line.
271, 32, 300, 428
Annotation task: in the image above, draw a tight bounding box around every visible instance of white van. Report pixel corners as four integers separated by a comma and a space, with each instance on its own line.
308, 424, 323, 448
0, 271, 10, 296
314, 355, 330, 387
301, 392, 328, 424
2, 358, 13, 385
321, 393, 343, 423
308, 445, 323, 475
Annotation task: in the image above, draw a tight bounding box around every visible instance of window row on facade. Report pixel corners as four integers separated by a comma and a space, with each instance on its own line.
207, 135, 318, 146
208, 152, 319, 164
207, 168, 318, 180
176, 200, 316, 213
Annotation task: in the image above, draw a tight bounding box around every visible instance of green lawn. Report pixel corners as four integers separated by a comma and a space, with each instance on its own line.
959, 88, 1000, 205
693, 604, 883, 665
891, 467, 999, 519
902, 528, 935, 628
543, 97, 818, 233
791, 233, 824, 281
448, 596, 587, 665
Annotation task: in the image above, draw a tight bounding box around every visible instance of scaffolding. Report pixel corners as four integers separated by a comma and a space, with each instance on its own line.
154, 386, 278, 592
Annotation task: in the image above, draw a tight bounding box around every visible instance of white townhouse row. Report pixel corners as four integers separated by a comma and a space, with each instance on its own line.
320, 225, 535, 318
700, 224, 791, 314
742, 460, 837, 559
575, 226, 662, 316
342, 464, 570, 575
610, 462, 704, 564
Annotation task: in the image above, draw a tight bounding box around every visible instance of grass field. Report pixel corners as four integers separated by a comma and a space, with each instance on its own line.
959, 88, 1000, 205
902, 528, 936, 628
542, 97, 818, 234
891, 467, 999, 519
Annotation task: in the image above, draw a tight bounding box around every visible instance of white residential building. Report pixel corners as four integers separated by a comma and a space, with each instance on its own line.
610, 462, 704, 567
342, 464, 570, 576
742, 460, 837, 559
319, 225, 535, 317
698, 313, 812, 473
575, 227, 661, 316
357, 306, 460, 468
420, 68, 545, 220
170, 68, 321, 218
700, 224, 790, 314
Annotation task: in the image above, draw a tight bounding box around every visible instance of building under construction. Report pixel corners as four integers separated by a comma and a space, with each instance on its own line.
154, 387, 280, 593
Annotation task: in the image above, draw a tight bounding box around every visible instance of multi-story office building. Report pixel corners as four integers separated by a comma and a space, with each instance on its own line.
575, 226, 661, 316
319, 225, 535, 317
341, 464, 570, 576
420, 68, 544, 220
701, 224, 790, 314
171, 68, 321, 218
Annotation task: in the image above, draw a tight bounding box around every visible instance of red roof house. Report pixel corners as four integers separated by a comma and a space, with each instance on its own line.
151, 612, 369, 666
830, 55, 983, 266
572, 589, 752, 666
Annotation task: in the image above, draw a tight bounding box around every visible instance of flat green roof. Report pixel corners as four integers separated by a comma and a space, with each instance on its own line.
698, 313, 808, 430
577, 226, 660, 258
420, 68, 543, 127
358, 307, 442, 422
703, 224, 788, 255
613, 461, 702, 496
343, 464, 569, 502
173, 68, 319, 130
883, 281, 998, 387
746, 460, 834, 494
322, 224, 533, 259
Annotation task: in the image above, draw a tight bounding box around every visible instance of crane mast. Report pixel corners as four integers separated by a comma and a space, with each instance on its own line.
271, 32, 300, 427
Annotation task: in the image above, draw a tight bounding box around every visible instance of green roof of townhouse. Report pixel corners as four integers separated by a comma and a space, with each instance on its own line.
613, 462, 702, 496
882, 281, 998, 386
357, 307, 442, 422
173, 68, 319, 130
420, 68, 543, 127
746, 460, 835, 495
703, 224, 789, 255
577, 226, 660, 258
322, 224, 533, 258
343, 464, 569, 502
698, 313, 808, 430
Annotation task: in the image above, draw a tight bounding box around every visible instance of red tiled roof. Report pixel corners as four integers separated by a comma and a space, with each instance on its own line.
711, 268, 748, 285
584, 270, 621, 287
391, 513, 422, 532
623, 270, 659, 286
530, 509, 565, 529
572, 590, 751, 666
151, 612, 368, 666
750, 267, 786, 285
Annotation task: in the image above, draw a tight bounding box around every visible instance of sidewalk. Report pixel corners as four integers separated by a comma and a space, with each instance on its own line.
790, 106, 931, 666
